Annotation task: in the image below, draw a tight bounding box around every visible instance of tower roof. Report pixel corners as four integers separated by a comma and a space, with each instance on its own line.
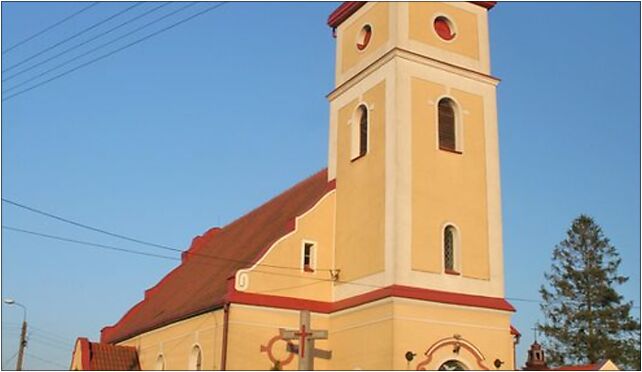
327, 1, 497, 29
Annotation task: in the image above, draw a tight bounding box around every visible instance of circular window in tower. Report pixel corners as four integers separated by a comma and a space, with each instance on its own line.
434, 16, 456, 41
356, 24, 372, 50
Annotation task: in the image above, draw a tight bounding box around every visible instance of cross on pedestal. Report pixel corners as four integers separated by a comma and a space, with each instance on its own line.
279, 310, 330, 370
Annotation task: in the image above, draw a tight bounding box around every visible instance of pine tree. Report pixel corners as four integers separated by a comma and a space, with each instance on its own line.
539, 215, 640, 370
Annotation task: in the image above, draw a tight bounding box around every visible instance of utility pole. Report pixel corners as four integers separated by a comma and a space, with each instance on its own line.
16, 318, 27, 371
4, 299, 27, 371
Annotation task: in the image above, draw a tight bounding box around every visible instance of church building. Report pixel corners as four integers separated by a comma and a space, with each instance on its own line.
71, 2, 522, 370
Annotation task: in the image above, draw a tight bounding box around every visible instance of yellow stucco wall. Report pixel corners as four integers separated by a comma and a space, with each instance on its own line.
408, 2, 480, 61
226, 304, 331, 371
70, 340, 82, 370
335, 80, 387, 282
391, 299, 513, 370
328, 300, 394, 369
118, 311, 223, 370
236, 192, 335, 302
339, 2, 390, 75
410, 77, 490, 280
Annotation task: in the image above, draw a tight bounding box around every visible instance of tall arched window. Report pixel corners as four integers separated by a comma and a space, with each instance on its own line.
155, 354, 165, 371
352, 104, 369, 160
444, 225, 457, 273
189, 345, 202, 370
438, 98, 457, 152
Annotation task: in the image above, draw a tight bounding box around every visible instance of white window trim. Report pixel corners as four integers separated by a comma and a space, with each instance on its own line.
431, 13, 459, 44
155, 354, 165, 371
434, 95, 464, 153
355, 23, 374, 53
301, 240, 318, 273
188, 343, 203, 371
350, 102, 372, 160
441, 222, 462, 274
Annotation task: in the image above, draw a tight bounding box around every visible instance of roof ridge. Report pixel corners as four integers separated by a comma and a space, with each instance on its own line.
220, 168, 328, 230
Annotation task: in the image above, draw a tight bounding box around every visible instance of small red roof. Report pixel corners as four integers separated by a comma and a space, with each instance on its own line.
510, 324, 521, 337
74, 338, 140, 370
327, 2, 497, 29
101, 169, 333, 343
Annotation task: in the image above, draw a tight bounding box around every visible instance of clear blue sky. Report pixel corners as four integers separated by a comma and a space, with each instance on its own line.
2, 2, 639, 370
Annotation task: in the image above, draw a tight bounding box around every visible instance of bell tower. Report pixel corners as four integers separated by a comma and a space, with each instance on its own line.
327, 2, 505, 301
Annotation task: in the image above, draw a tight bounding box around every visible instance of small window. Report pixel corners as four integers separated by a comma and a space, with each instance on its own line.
434, 16, 456, 41
444, 225, 458, 273
189, 345, 202, 370
303, 242, 315, 272
357, 24, 372, 50
359, 105, 368, 157
438, 98, 457, 152
352, 104, 369, 160
155, 354, 165, 371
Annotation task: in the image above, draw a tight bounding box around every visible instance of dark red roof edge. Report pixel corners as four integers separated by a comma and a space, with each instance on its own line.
327, 1, 497, 28
101, 169, 333, 344
228, 281, 516, 314
510, 324, 521, 337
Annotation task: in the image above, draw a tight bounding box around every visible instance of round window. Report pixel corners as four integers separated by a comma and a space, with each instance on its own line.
356, 24, 372, 50
434, 16, 456, 41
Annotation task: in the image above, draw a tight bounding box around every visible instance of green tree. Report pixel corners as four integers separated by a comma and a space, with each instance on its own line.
539, 215, 640, 370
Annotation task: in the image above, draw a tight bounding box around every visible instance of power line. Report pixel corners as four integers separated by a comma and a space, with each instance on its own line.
2, 225, 179, 262
2, 351, 19, 369
2, 198, 177, 251
2, 2, 227, 101
3, 2, 172, 82
27, 335, 72, 352
2, 2, 100, 54
24, 352, 68, 370
3, 2, 197, 93
28, 330, 74, 347
1, 198, 331, 272
2, 2, 143, 73
4, 224, 640, 311
27, 325, 74, 345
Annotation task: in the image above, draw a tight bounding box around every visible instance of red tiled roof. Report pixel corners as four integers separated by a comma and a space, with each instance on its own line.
74, 338, 140, 370
327, 2, 497, 28
101, 169, 333, 344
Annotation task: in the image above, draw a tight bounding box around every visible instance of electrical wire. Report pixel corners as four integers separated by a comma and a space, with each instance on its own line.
2, 2, 100, 54
28, 335, 72, 352
2, 2, 227, 101
1, 197, 332, 271
2, 225, 180, 262
2, 198, 177, 251
1, 351, 19, 369
24, 352, 69, 370
3, 1, 195, 90
3, 2, 172, 82
27, 325, 74, 345
2, 2, 143, 73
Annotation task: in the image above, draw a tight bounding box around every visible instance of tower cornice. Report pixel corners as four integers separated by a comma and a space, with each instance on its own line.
327, 47, 500, 102
328, 1, 496, 29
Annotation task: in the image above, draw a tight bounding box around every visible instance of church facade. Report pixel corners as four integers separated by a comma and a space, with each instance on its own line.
72, 2, 520, 370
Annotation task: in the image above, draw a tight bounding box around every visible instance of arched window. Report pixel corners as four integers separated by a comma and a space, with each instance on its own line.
189, 345, 202, 370
438, 98, 457, 152
352, 104, 369, 160
155, 354, 165, 371
439, 360, 467, 370
444, 225, 458, 273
